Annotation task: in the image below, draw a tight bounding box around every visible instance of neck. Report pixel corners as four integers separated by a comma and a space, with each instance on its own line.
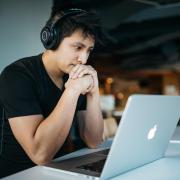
42, 51, 64, 88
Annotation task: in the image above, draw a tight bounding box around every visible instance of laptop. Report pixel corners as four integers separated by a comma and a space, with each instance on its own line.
44, 95, 180, 180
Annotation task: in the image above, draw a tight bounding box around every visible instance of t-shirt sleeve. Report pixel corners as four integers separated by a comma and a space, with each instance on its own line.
0, 65, 42, 119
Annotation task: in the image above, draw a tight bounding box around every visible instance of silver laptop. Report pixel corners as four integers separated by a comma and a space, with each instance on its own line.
44, 95, 180, 180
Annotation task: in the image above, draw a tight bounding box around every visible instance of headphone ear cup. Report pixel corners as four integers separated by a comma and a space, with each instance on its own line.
48, 25, 59, 50
41, 9, 88, 50
51, 24, 61, 50
41, 27, 50, 48
40, 25, 57, 50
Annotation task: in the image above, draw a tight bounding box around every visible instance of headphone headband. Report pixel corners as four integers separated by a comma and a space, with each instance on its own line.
41, 8, 88, 50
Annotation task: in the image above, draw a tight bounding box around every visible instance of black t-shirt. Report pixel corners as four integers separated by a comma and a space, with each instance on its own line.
0, 54, 86, 177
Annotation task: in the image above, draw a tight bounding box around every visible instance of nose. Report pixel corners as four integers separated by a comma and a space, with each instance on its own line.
77, 52, 89, 65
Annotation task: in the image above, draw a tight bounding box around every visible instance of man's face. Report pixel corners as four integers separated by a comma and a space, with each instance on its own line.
54, 30, 95, 74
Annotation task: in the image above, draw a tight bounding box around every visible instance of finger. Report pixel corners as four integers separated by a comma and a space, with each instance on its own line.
87, 65, 95, 72
69, 65, 80, 78
86, 83, 93, 93
69, 64, 81, 78
71, 65, 87, 79
77, 68, 91, 78
78, 66, 95, 78
90, 75, 95, 87
72, 66, 84, 79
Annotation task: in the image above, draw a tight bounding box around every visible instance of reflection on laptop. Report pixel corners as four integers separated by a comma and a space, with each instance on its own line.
44, 95, 180, 180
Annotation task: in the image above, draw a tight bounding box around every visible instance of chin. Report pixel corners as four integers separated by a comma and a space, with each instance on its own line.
65, 69, 71, 75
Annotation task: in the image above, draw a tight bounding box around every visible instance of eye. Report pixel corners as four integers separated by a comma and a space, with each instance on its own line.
75, 46, 82, 51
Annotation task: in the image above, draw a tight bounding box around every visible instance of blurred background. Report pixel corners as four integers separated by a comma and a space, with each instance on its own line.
1, 0, 180, 138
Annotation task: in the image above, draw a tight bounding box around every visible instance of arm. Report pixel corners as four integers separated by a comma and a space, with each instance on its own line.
77, 91, 104, 148
70, 65, 104, 148
9, 77, 92, 165
9, 87, 80, 165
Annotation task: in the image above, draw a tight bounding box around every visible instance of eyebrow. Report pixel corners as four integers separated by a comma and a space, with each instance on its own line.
73, 42, 94, 49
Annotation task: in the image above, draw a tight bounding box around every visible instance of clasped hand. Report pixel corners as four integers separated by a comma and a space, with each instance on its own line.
65, 64, 99, 95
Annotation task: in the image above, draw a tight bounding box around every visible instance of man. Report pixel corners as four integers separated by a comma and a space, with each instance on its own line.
0, 7, 104, 177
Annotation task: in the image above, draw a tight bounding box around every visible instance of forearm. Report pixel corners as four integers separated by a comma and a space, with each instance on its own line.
83, 91, 104, 148
32, 88, 80, 164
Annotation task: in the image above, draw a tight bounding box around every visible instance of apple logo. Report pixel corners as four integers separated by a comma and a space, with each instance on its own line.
147, 125, 157, 140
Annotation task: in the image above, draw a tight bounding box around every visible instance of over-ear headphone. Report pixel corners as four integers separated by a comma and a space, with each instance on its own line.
40, 8, 87, 50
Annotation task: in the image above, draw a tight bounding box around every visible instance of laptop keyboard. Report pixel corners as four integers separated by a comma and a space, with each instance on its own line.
77, 158, 106, 173
96, 149, 110, 155
76, 149, 110, 173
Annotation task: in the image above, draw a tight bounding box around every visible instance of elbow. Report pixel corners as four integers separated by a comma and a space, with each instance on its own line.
29, 150, 53, 165
33, 156, 51, 165
84, 134, 103, 149
87, 143, 98, 149
86, 139, 102, 149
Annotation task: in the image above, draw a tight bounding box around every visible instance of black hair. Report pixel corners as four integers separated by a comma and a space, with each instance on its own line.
47, 1, 104, 48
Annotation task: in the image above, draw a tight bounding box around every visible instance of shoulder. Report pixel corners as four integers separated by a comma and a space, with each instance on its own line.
0, 54, 42, 83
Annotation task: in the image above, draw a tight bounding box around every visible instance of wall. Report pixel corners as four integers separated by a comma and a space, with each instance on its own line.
0, 0, 52, 72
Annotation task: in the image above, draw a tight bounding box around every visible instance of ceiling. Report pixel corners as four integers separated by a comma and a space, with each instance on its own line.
53, 0, 180, 70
